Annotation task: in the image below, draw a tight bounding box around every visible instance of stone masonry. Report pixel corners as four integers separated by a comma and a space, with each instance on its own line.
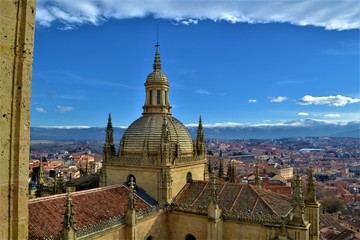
0, 0, 36, 239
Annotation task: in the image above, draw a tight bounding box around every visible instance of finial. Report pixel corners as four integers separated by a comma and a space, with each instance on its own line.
289, 169, 307, 226
306, 165, 318, 205
209, 174, 219, 205
156, 24, 160, 50
128, 177, 136, 210
107, 113, 112, 128
63, 192, 76, 230
153, 39, 162, 70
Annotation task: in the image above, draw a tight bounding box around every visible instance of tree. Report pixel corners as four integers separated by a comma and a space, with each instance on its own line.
218, 162, 224, 178
321, 196, 345, 214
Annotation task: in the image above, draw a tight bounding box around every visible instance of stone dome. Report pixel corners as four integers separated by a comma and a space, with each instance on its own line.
120, 114, 194, 158
146, 71, 168, 84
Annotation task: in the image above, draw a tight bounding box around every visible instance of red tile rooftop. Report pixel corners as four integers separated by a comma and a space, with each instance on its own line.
174, 180, 292, 217
29, 184, 153, 240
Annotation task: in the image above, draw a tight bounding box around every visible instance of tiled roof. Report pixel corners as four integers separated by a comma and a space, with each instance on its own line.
174, 181, 292, 217
29, 184, 154, 240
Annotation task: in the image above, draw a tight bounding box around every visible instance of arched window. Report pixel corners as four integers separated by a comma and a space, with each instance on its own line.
145, 236, 153, 240
149, 90, 153, 105
127, 174, 136, 185
186, 172, 192, 183
185, 234, 196, 240
156, 90, 161, 104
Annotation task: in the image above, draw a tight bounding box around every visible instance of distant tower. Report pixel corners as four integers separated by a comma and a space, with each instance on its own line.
305, 166, 320, 240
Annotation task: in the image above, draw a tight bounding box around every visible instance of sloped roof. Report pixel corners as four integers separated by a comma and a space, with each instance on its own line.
174, 181, 292, 218
29, 184, 155, 240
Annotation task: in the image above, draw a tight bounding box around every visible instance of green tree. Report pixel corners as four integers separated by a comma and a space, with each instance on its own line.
321, 196, 344, 214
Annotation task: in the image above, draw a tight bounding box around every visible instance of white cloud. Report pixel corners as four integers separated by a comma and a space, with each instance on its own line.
36, 0, 360, 30
38, 125, 90, 129
35, 107, 47, 113
324, 113, 341, 118
248, 99, 257, 103
270, 96, 288, 103
298, 95, 360, 106
181, 19, 198, 25
186, 122, 245, 128
298, 112, 309, 116
195, 89, 211, 95
185, 119, 358, 128
55, 105, 74, 113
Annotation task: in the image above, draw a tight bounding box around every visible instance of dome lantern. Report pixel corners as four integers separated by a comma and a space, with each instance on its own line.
143, 43, 171, 115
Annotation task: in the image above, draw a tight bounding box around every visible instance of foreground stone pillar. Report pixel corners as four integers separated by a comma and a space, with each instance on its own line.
0, 0, 36, 239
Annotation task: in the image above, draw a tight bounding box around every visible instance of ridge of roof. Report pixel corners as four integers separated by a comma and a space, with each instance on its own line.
29, 184, 125, 204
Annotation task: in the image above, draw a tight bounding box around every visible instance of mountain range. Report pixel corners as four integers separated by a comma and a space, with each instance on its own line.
30, 119, 359, 141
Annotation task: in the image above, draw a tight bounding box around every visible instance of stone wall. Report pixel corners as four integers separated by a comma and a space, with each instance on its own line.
170, 162, 206, 198
169, 212, 208, 240
223, 221, 278, 239
0, 0, 36, 239
135, 213, 167, 239
79, 224, 126, 240
106, 164, 162, 200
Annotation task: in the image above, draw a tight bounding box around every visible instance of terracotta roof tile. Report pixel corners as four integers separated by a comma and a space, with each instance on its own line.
174, 181, 292, 217
29, 184, 154, 240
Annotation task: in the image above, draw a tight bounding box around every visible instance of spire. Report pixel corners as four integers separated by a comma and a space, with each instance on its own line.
289, 171, 307, 227
153, 42, 162, 71
103, 113, 116, 161
254, 164, 261, 187
195, 116, 206, 156
306, 165, 319, 205
62, 193, 76, 239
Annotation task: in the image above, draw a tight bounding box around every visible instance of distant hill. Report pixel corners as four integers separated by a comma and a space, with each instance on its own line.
30, 119, 359, 141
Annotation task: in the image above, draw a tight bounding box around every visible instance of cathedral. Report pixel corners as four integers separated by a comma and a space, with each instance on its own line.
27, 43, 320, 240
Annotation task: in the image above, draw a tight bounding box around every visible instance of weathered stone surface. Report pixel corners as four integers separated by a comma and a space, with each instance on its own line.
0, 0, 36, 239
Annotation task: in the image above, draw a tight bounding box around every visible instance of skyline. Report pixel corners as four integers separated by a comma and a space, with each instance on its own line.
31, 1, 360, 128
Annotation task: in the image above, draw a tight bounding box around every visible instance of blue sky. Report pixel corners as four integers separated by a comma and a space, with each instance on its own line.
31, 0, 360, 127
